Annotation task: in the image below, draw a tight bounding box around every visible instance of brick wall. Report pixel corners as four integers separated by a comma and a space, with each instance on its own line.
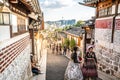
0, 33, 32, 80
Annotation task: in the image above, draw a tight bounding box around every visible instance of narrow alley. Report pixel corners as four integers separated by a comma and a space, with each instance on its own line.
46, 49, 69, 80
1, 0, 120, 80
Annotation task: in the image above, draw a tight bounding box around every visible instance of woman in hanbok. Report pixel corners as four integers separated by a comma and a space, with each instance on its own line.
82, 46, 98, 80
64, 46, 83, 80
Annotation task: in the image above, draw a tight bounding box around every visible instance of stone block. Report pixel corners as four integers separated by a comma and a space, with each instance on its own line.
114, 66, 118, 71
106, 70, 111, 74
113, 62, 119, 66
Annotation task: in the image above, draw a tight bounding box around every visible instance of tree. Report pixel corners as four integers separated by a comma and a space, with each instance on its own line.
75, 20, 84, 27
70, 38, 76, 50
63, 38, 70, 48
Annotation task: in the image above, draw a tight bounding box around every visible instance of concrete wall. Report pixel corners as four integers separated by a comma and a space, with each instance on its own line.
95, 17, 120, 78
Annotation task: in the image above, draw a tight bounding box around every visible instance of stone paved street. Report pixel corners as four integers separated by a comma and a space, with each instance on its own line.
46, 50, 69, 80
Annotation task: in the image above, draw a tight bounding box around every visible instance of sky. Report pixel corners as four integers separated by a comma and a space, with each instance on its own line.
39, 0, 95, 21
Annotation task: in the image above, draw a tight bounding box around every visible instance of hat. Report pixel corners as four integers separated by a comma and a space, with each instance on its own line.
86, 45, 94, 52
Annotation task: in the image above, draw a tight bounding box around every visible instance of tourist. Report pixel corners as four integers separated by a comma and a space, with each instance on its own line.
63, 46, 67, 55
31, 56, 41, 75
82, 46, 98, 80
52, 44, 55, 54
64, 46, 83, 80
59, 44, 62, 54
56, 44, 58, 54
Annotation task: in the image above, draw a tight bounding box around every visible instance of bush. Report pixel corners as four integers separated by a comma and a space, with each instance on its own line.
70, 38, 76, 50
63, 38, 70, 48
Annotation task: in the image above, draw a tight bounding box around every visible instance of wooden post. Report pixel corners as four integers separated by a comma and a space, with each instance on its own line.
96, 3, 99, 18
84, 28, 87, 55
10, 25, 13, 38
111, 0, 119, 43
29, 29, 35, 55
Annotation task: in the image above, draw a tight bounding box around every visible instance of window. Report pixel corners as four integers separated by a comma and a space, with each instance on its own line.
104, 8, 107, 15
17, 16, 26, 32
0, 12, 10, 25
3, 13, 10, 24
98, 6, 112, 17
108, 7, 112, 15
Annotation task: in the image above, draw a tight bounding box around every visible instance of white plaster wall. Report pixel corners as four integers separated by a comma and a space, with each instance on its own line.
118, 4, 120, 13
0, 25, 10, 42
95, 28, 112, 43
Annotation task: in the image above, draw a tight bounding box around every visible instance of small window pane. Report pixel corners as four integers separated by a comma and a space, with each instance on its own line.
108, 7, 112, 15
0, 13, 3, 24
104, 8, 107, 15
3, 13, 9, 24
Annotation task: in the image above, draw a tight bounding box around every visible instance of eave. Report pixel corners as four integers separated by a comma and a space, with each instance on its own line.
20, 0, 34, 12
78, 2, 96, 8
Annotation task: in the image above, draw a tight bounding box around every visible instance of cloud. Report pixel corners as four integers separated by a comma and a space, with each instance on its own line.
40, 0, 76, 9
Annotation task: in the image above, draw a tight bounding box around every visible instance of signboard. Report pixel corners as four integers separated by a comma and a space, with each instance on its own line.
95, 19, 113, 29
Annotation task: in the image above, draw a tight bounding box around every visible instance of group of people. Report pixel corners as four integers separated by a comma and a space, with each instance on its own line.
50, 43, 62, 54
64, 46, 98, 80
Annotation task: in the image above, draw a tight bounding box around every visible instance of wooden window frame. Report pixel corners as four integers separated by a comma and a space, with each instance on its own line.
0, 12, 10, 25
98, 6, 113, 17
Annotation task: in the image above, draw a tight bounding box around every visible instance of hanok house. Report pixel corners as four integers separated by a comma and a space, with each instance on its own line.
28, 0, 44, 63
64, 27, 84, 57
83, 0, 120, 78
58, 32, 67, 45
0, 0, 42, 80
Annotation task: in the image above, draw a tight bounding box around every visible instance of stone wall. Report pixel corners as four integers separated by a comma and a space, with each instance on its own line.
0, 33, 32, 80
95, 28, 120, 78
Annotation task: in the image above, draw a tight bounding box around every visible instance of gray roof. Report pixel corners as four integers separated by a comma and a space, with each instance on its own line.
65, 27, 84, 37
58, 32, 67, 38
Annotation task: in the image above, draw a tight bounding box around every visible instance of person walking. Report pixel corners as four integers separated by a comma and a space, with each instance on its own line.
59, 44, 62, 55
82, 46, 98, 80
52, 44, 55, 54
56, 44, 58, 54
63, 46, 67, 55
64, 46, 83, 80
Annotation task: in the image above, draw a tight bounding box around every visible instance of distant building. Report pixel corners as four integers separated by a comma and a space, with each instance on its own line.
45, 19, 76, 27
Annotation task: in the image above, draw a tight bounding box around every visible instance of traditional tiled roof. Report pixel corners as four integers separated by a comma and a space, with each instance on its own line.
58, 32, 67, 38
65, 27, 84, 37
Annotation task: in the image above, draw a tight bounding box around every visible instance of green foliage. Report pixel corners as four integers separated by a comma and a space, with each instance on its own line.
63, 26, 72, 30
74, 20, 84, 27
70, 38, 76, 50
63, 38, 70, 48
55, 28, 63, 32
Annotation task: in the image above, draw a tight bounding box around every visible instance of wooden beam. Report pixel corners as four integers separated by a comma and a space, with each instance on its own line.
111, 0, 119, 43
